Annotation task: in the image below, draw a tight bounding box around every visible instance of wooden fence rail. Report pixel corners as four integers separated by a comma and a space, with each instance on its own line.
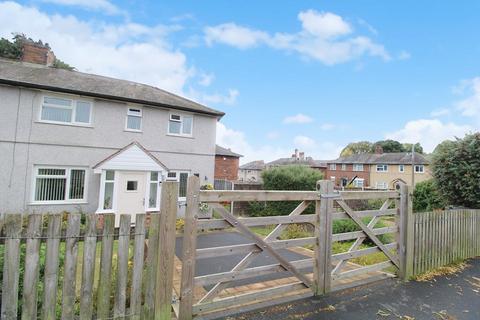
412, 209, 480, 276
0, 181, 179, 320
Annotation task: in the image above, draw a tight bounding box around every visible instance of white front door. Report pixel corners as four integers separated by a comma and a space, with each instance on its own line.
116, 171, 147, 224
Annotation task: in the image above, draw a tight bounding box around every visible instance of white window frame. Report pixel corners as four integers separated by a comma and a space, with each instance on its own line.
330, 176, 336, 182
31, 165, 88, 205
376, 164, 389, 172
329, 164, 336, 171
168, 112, 194, 137
125, 106, 143, 132
354, 178, 364, 188
415, 165, 425, 173
166, 170, 190, 200
353, 164, 364, 172
376, 181, 388, 189
341, 164, 347, 171
399, 164, 405, 173
97, 170, 117, 213
146, 171, 162, 212
39, 94, 93, 126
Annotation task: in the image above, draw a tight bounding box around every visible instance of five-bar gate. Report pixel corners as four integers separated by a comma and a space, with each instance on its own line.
177, 177, 410, 319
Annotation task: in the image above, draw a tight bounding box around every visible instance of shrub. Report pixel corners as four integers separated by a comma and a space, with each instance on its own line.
413, 179, 446, 212
247, 165, 323, 216
432, 133, 480, 208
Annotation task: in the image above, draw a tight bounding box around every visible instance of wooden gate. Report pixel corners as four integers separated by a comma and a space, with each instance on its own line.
177, 177, 409, 320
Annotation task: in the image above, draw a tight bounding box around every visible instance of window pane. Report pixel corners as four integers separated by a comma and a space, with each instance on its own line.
41, 105, 72, 123
151, 171, 159, 181
75, 101, 91, 123
69, 169, 85, 199
127, 115, 141, 130
149, 182, 158, 208
167, 172, 177, 179
104, 182, 114, 210
169, 120, 181, 134
127, 181, 138, 191
179, 173, 188, 198
38, 168, 66, 176
35, 177, 66, 201
182, 116, 193, 134
44, 97, 72, 106
106, 170, 115, 181
171, 114, 181, 120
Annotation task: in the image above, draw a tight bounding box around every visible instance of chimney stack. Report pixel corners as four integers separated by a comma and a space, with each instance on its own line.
375, 145, 383, 154
20, 40, 55, 66
299, 152, 305, 160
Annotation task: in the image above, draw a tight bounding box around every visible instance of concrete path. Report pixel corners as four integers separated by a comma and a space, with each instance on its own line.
228, 258, 480, 320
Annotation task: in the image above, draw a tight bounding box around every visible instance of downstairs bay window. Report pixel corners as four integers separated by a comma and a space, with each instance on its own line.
33, 167, 87, 204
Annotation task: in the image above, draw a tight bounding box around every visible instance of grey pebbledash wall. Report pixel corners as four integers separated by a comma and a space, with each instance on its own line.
0, 85, 218, 214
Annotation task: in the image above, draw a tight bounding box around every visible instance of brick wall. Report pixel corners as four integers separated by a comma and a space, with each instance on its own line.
214, 155, 239, 181
325, 164, 370, 187
21, 42, 56, 66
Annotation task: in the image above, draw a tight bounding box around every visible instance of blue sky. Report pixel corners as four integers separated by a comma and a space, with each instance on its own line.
1, 1, 479, 163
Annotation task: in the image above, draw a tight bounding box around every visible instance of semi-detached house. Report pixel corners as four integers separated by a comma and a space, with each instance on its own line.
0, 53, 224, 221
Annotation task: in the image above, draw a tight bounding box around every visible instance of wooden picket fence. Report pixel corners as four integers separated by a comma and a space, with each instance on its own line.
412, 209, 480, 276
0, 181, 179, 320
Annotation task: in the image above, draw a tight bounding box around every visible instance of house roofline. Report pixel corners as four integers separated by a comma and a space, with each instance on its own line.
0, 79, 225, 118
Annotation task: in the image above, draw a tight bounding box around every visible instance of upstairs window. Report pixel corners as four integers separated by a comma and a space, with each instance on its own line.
126, 107, 142, 131
329, 164, 336, 170
341, 164, 347, 171
168, 113, 193, 136
40, 96, 92, 125
399, 165, 405, 173
353, 164, 364, 171
376, 164, 388, 172
415, 165, 425, 173
33, 167, 86, 203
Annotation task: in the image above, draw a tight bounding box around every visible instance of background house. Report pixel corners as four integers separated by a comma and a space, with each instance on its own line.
0, 42, 224, 220
214, 145, 242, 189
238, 160, 265, 183
326, 152, 431, 189
266, 149, 327, 176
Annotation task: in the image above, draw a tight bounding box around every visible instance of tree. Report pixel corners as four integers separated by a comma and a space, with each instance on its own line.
402, 143, 424, 154
432, 133, 480, 208
340, 141, 373, 157
413, 179, 446, 212
373, 140, 405, 153
0, 34, 74, 70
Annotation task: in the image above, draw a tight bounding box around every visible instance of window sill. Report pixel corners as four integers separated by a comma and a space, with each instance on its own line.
96, 209, 115, 214
35, 120, 93, 128
29, 201, 88, 206
166, 133, 194, 139
124, 129, 143, 133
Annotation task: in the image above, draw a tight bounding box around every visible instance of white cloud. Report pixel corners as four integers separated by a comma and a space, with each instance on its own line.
204, 23, 269, 49
216, 123, 341, 163
204, 10, 390, 65
430, 108, 450, 117
293, 135, 316, 148
0, 1, 194, 94
41, 0, 121, 15
198, 72, 215, 87
455, 77, 480, 118
298, 10, 351, 39
201, 89, 239, 105
386, 119, 472, 153
283, 113, 314, 124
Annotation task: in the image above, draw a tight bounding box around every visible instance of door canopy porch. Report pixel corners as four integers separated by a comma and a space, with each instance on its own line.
93, 141, 168, 173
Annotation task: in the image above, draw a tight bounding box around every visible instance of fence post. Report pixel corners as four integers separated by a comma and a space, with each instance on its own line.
179, 176, 200, 320
155, 181, 179, 320
314, 180, 334, 295
399, 184, 414, 280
